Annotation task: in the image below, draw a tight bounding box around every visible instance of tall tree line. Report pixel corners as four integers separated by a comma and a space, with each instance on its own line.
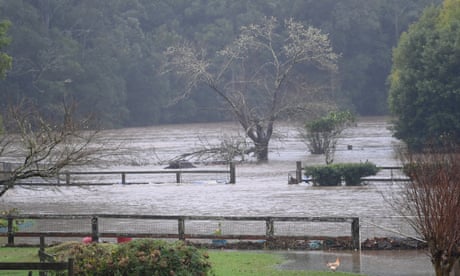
0, 0, 441, 128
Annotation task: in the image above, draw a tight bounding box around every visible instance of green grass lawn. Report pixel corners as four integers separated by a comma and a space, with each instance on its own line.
208, 250, 361, 276
0, 247, 40, 276
0, 247, 363, 276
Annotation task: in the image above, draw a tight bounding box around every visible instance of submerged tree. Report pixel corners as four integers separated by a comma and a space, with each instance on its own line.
392, 142, 460, 275
302, 110, 355, 164
163, 16, 338, 162
0, 100, 102, 197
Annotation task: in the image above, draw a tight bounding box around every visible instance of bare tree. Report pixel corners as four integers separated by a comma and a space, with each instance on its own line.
163, 16, 338, 162
0, 100, 102, 197
168, 134, 252, 165
392, 143, 460, 276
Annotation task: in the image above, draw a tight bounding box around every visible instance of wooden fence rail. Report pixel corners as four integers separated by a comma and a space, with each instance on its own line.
0, 162, 236, 185
0, 260, 74, 276
290, 161, 409, 184
0, 214, 360, 250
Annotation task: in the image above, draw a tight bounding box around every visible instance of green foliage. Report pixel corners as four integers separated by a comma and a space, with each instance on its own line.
0, 246, 362, 276
306, 111, 355, 133
304, 111, 355, 164
111, 239, 212, 276
338, 162, 380, 186
389, 0, 460, 150
49, 239, 212, 276
0, 19, 12, 79
304, 162, 379, 186
0, 208, 24, 232
0, 0, 441, 127
57, 242, 114, 275
304, 164, 342, 186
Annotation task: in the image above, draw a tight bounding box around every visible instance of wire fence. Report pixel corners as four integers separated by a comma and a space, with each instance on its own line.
1, 214, 426, 250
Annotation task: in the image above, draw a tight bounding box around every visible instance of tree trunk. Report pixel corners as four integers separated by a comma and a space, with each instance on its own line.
433, 255, 455, 276
254, 141, 269, 162
245, 121, 272, 163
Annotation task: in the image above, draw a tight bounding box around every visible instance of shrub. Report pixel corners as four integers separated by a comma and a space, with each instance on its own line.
48, 239, 212, 276
304, 162, 379, 186
111, 239, 212, 276
0, 208, 26, 232
339, 162, 379, 186
49, 241, 115, 276
304, 164, 342, 186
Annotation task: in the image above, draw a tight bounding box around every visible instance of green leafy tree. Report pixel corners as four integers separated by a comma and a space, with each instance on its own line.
0, 19, 12, 134
284, 0, 441, 116
303, 110, 355, 164
0, 19, 11, 79
389, 0, 460, 150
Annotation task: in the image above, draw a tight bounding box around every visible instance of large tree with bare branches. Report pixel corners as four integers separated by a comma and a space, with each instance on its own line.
163, 16, 338, 162
393, 143, 460, 275
0, 100, 101, 197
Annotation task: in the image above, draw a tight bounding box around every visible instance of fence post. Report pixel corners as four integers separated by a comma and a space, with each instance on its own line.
351, 218, 360, 250
176, 172, 181, 183
91, 216, 99, 243
229, 162, 236, 184
65, 172, 70, 185
68, 258, 74, 276
39, 236, 45, 257
296, 161, 302, 184
7, 216, 14, 246
178, 218, 185, 240
265, 218, 274, 239
39, 236, 46, 276
121, 173, 126, 184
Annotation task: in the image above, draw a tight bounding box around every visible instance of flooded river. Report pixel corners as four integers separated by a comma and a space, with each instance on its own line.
0, 117, 443, 275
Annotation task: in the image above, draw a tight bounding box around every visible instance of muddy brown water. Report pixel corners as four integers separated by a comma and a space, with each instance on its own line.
0, 117, 447, 275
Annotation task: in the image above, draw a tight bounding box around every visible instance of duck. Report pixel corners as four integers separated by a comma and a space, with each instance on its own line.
326, 257, 340, 272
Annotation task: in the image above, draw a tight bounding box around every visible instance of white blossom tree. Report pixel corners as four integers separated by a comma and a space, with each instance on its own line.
164, 17, 339, 162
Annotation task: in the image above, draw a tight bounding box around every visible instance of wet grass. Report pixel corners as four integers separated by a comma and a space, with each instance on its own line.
208, 250, 363, 276
0, 247, 363, 276
0, 246, 39, 275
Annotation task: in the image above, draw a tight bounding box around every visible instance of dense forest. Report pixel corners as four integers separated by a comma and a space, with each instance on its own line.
0, 0, 441, 128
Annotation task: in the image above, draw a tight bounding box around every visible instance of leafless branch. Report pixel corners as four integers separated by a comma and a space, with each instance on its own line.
390, 143, 460, 275
0, 100, 104, 197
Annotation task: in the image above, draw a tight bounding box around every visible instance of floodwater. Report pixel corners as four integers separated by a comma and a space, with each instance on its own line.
0, 117, 444, 275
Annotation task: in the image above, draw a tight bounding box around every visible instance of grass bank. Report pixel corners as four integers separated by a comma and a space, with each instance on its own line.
208, 250, 360, 275
0, 247, 362, 276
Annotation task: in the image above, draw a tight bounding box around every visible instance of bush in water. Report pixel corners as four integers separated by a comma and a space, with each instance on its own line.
304, 162, 379, 186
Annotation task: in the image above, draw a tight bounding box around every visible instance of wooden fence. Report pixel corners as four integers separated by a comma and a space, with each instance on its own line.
0, 214, 360, 250
290, 161, 408, 184
0, 260, 74, 276
0, 236, 73, 276
0, 162, 236, 185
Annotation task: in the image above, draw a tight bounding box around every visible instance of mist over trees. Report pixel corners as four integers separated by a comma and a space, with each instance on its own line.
0, 0, 441, 128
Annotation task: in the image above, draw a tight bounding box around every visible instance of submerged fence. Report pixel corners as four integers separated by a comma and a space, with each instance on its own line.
289, 161, 409, 184
0, 162, 236, 185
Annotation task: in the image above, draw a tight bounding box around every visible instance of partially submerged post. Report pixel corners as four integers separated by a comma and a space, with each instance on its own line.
229, 162, 235, 184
